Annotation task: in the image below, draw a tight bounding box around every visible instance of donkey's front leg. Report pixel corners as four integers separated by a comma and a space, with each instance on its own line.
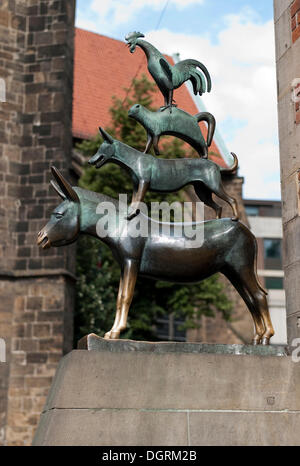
127, 179, 149, 220
109, 259, 138, 339
104, 272, 123, 339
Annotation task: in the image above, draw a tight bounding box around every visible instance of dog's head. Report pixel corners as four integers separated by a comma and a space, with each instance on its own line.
88, 128, 116, 168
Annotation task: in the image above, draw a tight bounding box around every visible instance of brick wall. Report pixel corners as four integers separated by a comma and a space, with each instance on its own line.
291, 0, 300, 43
291, 0, 300, 125
295, 83, 300, 125
0, 0, 76, 445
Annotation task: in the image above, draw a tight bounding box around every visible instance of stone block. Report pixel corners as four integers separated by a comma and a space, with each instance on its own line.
274, 0, 294, 22
281, 171, 299, 224
34, 410, 188, 446
282, 218, 300, 266
286, 311, 300, 341
189, 411, 300, 446
275, 7, 292, 60
33, 339, 300, 446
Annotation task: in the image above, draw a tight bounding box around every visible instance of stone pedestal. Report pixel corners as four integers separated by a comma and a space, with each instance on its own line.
32, 335, 300, 446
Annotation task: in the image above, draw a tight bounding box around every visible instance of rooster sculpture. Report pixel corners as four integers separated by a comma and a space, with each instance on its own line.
125, 31, 212, 110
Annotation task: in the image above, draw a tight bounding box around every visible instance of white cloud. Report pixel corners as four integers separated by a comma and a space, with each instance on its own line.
86, 0, 204, 31
75, 16, 99, 33
144, 14, 280, 200
90, 0, 205, 16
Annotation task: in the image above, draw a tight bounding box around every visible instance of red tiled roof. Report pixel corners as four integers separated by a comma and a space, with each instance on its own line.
73, 28, 225, 165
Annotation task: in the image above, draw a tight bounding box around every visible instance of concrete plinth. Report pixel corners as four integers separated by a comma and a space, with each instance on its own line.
33, 335, 299, 446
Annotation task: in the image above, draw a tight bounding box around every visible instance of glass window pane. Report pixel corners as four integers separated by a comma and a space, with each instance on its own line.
245, 206, 259, 216
263, 239, 282, 270
155, 314, 186, 342
265, 277, 283, 290
264, 239, 281, 258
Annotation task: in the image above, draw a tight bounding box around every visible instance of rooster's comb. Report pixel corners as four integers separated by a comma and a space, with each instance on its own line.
125, 31, 145, 41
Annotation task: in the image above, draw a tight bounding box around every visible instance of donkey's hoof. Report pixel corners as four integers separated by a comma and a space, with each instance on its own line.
104, 331, 111, 339
110, 331, 120, 339
231, 216, 239, 222
261, 337, 270, 346
252, 337, 261, 346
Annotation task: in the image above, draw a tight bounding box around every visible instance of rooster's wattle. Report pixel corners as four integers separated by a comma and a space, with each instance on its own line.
125, 31, 212, 110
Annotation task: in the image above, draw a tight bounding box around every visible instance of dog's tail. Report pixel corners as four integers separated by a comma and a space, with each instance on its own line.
220, 152, 238, 174
195, 112, 216, 147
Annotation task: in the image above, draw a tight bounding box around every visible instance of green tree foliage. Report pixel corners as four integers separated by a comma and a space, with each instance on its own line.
74, 75, 232, 343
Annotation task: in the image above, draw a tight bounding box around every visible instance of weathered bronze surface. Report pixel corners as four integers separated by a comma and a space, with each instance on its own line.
125, 31, 211, 110
36, 31, 275, 347
78, 334, 287, 356
128, 104, 215, 158
38, 167, 274, 345
88, 128, 239, 221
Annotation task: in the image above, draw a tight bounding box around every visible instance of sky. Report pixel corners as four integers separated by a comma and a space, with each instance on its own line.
76, 0, 280, 200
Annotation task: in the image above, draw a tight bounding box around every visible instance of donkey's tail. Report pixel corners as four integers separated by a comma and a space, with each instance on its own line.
195, 112, 216, 147
220, 152, 238, 174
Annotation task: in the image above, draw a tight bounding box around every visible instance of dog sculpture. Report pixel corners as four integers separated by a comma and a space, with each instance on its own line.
128, 104, 215, 158
37, 167, 274, 345
89, 128, 239, 221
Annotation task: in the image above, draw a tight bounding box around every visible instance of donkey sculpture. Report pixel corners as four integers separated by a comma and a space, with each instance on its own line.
37, 167, 274, 345
88, 128, 239, 221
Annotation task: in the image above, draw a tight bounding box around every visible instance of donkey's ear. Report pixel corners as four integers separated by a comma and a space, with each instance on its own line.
99, 127, 114, 144
50, 180, 66, 200
51, 167, 79, 204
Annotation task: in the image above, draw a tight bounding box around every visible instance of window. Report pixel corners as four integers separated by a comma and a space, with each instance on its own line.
245, 206, 259, 216
155, 313, 186, 342
265, 277, 284, 290
263, 238, 282, 270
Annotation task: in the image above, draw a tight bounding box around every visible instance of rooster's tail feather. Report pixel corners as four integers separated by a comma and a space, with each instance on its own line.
174, 59, 212, 94
190, 71, 203, 95
188, 59, 212, 93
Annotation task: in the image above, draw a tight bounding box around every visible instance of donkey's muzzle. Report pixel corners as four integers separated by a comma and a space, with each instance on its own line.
37, 230, 51, 249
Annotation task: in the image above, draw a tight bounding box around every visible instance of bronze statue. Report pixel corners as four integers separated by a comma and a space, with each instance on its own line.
125, 31, 211, 110
88, 128, 239, 221
37, 167, 274, 345
36, 31, 275, 347
128, 104, 215, 158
